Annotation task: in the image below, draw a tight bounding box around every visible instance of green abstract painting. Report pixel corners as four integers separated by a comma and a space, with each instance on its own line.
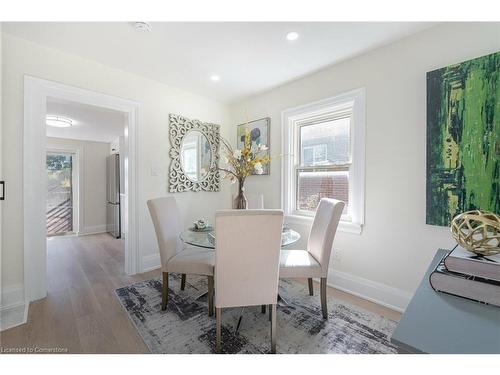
426, 51, 500, 226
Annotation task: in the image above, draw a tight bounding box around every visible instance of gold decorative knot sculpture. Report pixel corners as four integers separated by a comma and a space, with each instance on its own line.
451, 210, 500, 256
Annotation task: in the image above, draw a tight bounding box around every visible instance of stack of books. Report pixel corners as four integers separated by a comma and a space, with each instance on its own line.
429, 245, 500, 307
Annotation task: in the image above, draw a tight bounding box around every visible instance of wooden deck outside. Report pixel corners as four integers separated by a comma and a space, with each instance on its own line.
47, 198, 73, 236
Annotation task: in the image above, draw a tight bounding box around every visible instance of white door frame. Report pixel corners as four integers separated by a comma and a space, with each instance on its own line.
24, 76, 140, 302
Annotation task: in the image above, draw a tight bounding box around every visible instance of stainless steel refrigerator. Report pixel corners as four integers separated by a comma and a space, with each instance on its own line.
106, 154, 121, 238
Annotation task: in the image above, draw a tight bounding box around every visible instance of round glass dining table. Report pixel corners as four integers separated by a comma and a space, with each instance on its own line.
180, 227, 301, 249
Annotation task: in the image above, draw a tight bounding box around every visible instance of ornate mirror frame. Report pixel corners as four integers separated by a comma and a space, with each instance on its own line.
168, 113, 220, 192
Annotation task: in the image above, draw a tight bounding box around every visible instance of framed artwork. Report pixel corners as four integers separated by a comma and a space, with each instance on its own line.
237, 117, 271, 175
426, 51, 499, 226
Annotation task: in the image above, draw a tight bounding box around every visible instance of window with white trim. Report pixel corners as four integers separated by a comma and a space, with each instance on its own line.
282, 88, 365, 234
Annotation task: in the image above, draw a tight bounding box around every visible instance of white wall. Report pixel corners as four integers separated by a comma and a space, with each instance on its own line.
230, 23, 500, 311
1, 33, 232, 291
47, 137, 110, 235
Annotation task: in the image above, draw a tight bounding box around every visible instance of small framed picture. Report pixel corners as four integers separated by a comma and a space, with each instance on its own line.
237, 117, 271, 175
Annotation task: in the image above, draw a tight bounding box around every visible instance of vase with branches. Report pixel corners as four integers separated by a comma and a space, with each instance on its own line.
219, 128, 270, 209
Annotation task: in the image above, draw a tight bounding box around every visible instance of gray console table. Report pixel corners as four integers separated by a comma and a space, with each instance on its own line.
391, 249, 500, 354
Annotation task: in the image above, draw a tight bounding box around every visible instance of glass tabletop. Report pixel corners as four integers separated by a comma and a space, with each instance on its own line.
180, 227, 301, 249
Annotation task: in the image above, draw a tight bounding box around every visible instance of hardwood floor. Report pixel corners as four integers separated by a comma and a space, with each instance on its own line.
0, 234, 401, 353
1, 234, 154, 353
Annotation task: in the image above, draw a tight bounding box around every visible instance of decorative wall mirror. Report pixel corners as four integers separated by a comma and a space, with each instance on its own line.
168, 113, 220, 192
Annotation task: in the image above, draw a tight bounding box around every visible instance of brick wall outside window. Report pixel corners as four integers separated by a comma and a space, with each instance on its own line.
297, 171, 349, 213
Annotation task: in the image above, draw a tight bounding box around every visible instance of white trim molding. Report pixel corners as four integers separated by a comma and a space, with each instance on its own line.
24, 76, 141, 303
327, 268, 412, 313
281, 88, 366, 235
142, 253, 161, 273
140, 252, 411, 312
80, 225, 108, 236
0, 284, 28, 331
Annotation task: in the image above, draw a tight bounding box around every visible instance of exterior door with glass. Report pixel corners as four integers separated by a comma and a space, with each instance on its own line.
46, 152, 75, 236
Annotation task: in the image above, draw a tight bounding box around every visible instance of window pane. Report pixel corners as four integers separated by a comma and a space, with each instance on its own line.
297, 170, 349, 214
303, 147, 314, 165
300, 117, 350, 167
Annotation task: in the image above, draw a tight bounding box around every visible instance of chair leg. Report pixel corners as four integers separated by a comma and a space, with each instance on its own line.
161, 272, 169, 311
308, 278, 314, 296
207, 276, 214, 317
261, 305, 266, 314
215, 307, 222, 353
270, 303, 277, 354
320, 277, 328, 319
180, 274, 186, 290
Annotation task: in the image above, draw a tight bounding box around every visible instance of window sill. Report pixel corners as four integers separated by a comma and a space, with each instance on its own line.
285, 214, 363, 235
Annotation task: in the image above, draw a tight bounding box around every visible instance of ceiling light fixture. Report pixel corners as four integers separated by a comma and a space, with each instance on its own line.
134, 22, 152, 32
286, 31, 299, 41
210, 75, 220, 82
46, 115, 73, 128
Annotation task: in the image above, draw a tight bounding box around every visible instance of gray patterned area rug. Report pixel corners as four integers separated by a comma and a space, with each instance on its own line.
115, 274, 397, 354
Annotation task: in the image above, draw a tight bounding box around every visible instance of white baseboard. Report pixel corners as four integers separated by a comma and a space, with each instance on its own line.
79, 224, 107, 236
327, 268, 412, 313
142, 253, 161, 273
0, 284, 28, 331
140, 253, 411, 312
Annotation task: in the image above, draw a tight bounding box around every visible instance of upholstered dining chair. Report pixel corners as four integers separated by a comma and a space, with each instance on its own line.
147, 197, 215, 316
214, 209, 284, 354
279, 198, 345, 319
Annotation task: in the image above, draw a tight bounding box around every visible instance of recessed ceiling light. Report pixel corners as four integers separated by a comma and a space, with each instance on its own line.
286, 31, 299, 41
210, 75, 220, 82
134, 22, 152, 32
46, 115, 73, 128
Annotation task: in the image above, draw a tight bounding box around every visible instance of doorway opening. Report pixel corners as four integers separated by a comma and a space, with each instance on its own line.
24, 76, 140, 303
46, 152, 76, 236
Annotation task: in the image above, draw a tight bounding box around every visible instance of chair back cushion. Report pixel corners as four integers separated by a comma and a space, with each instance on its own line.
147, 197, 183, 269
307, 198, 345, 276
215, 209, 284, 308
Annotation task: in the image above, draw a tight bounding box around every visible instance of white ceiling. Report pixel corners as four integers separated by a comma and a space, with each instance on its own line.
46, 97, 126, 143
4, 22, 436, 102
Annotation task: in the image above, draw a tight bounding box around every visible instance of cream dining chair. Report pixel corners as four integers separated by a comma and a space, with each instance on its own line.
214, 209, 284, 354
147, 197, 215, 316
279, 198, 345, 319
